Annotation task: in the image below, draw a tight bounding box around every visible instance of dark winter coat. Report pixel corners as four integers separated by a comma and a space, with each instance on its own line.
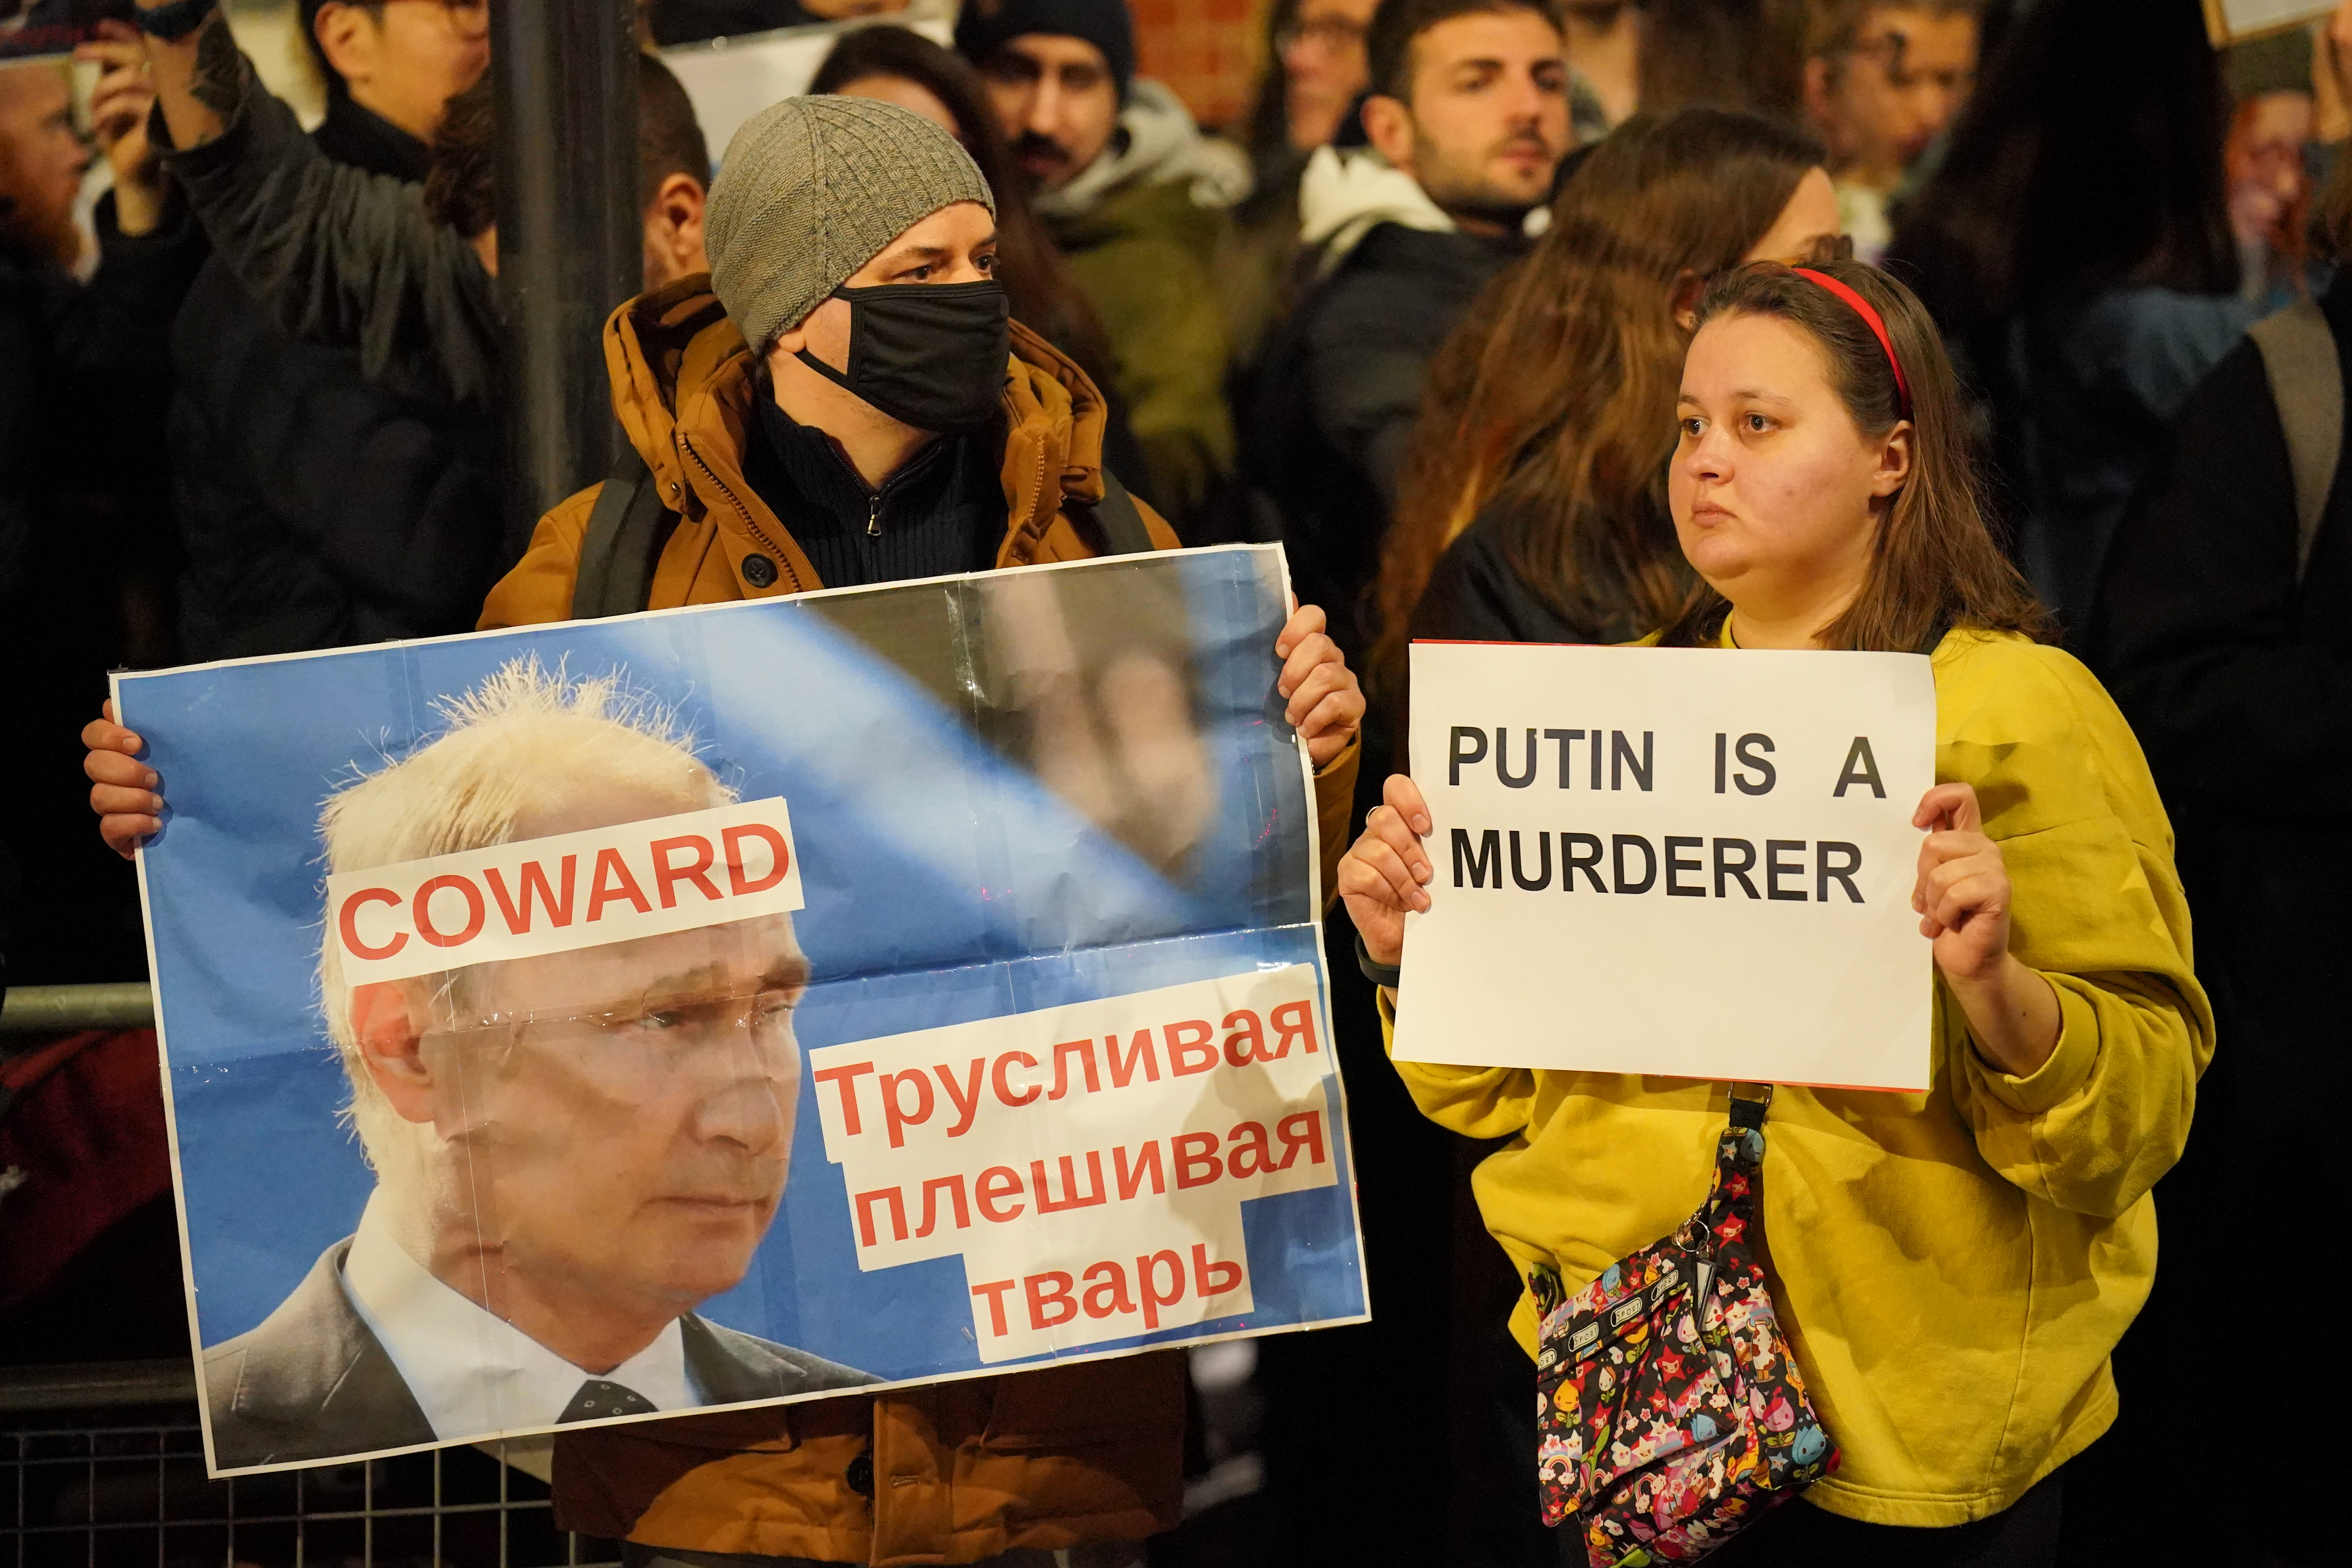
2085, 271, 2352, 1255
165, 94, 504, 660
1996, 287, 2255, 633
153, 49, 502, 415
1408, 506, 1652, 649
1358, 504, 1659, 780
1, 193, 202, 601
1, 193, 205, 985
1247, 220, 1523, 663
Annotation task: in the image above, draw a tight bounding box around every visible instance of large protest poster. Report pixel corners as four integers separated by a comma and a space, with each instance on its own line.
118, 546, 1365, 1477
1391, 642, 1937, 1090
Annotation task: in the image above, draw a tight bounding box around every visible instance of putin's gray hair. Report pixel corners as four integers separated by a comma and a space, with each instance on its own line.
317, 657, 734, 1172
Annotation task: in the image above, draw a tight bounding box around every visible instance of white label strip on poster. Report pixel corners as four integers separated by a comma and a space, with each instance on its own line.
808, 965, 1338, 1364
325, 798, 806, 987
1391, 644, 1937, 1091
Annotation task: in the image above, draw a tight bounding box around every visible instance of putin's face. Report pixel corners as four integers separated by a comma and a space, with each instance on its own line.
386, 779, 811, 1335
432, 912, 809, 1326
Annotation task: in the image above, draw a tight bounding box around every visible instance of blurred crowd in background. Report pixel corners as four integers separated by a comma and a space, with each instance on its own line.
3, 3, 2341, 1566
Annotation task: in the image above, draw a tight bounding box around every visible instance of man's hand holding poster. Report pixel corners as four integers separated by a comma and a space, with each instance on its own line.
118, 546, 1365, 1476
1391, 642, 1937, 1091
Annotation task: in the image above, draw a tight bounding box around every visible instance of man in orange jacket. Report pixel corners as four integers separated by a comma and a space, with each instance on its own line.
88, 73, 1363, 1568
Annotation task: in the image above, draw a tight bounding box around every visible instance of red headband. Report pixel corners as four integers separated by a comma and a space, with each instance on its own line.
1792, 267, 1910, 418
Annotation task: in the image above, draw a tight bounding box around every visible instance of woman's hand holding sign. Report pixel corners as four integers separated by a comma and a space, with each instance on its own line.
1338, 773, 1433, 973
1911, 782, 2059, 1078
1346, 768, 2061, 1073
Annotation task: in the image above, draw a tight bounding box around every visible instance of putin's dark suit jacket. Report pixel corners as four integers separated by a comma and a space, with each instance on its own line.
203, 1239, 876, 1470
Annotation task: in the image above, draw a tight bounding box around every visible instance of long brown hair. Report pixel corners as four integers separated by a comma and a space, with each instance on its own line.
1637, 0, 1809, 121
1371, 107, 1822, 692
1657, 259, 2048, 650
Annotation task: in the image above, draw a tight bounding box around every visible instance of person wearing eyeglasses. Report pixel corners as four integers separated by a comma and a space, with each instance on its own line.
1799, 0, 1979, 263
1277, 0, 1381, 151
1226, 0, 1380, 367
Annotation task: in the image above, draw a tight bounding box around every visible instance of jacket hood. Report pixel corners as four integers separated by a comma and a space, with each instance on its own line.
1297, 145, 1456, 275
1035, 79, 1252, 223
601, 275, 1118, 573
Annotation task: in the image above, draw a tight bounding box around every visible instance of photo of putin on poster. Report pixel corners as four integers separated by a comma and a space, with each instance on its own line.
121, 546, 1365, 1478
206, 667, 874, 1470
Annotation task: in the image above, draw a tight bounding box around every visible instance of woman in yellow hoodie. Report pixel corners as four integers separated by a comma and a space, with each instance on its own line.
1339, 259, 2212, 1564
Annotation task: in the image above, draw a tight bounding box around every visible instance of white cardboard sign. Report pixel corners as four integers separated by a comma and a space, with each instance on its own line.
1390, 643, 1937, 1090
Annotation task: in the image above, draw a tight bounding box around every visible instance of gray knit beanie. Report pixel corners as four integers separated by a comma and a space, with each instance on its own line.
705, 96, 997, 354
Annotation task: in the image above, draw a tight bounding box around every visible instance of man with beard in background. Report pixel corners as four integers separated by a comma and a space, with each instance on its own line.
958, 0, 1250, 538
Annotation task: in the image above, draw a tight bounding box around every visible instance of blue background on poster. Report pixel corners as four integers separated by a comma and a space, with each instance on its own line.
121, 548, 1362, 1388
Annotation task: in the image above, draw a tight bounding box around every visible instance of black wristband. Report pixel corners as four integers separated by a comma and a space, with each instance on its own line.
1355, 929, 1401, 990
137, 0, 218, 42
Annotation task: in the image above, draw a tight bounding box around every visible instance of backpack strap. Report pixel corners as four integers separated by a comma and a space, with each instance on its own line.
569, 447, 677, 619
2247, 297, 2342, 583
1088, 469, 1155, 556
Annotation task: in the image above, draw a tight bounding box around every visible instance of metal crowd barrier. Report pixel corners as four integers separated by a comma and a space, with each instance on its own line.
0, 985, 156, 1035
0, 1364, 610, 1568
2, 985, 610, 1565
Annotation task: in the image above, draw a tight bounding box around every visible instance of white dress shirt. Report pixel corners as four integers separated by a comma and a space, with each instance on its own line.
338, 1195, 700, 1439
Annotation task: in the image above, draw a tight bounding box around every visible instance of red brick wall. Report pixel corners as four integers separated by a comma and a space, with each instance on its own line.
1131, 0, 1268, 131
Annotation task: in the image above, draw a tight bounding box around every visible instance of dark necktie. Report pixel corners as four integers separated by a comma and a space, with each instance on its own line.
558, 1379, 659, 1423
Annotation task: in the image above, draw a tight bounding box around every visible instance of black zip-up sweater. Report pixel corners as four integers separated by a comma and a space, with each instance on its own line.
744, 398, 1005, 588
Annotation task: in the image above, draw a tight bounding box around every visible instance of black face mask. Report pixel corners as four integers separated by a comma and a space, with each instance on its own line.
793, 279, 1011, 433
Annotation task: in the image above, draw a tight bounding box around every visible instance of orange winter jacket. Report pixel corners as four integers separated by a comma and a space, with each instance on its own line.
481, 276, 1184, 622
479, 279, 1359, 1564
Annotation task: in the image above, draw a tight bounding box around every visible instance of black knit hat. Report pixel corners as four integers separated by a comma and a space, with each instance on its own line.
954, 0, 1137, 103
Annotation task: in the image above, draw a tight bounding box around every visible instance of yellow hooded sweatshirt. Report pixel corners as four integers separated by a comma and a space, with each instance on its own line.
1386, 629, 2212, 1527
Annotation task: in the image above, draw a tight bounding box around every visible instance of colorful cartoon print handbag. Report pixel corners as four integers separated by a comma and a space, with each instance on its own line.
1529, 1088, 1838, 1566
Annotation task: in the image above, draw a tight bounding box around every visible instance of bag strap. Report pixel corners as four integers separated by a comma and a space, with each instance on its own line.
2247, 297, 2341, 583
1727, 1083, 1773, 1131
569, 447, 677, 619
1088, 469, 1155, 556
